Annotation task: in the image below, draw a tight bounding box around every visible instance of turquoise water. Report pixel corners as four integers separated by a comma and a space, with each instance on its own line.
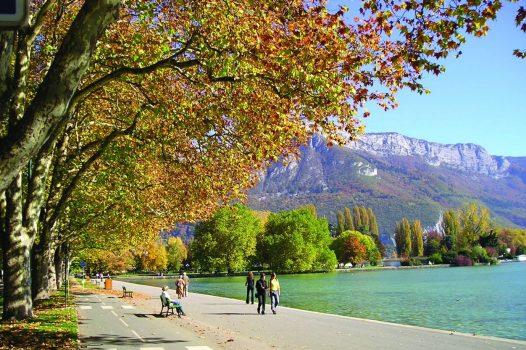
126, 263, 526, 341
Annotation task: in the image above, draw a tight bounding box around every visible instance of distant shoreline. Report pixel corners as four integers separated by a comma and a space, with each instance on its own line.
115, 260, 524, 280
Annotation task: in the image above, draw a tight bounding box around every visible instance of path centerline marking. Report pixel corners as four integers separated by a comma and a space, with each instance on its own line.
119, 318, 129, 327
132, 330, 145, 343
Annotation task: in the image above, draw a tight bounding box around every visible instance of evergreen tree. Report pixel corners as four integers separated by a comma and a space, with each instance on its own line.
304, 203, 318, 218
441, 209, 459, 251
359, 206, 370, 233
352, 207, 362, 231
344, 207, 354, 231
394, 218, 412, 257
411, 220, 424, 257
336, 211, 345, 236
367, 207, 379, 236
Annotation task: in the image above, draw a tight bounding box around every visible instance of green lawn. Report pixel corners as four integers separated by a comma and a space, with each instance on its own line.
0, 285, 78, 350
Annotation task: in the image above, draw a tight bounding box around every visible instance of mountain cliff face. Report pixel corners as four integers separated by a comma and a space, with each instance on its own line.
350, 133, 510, 178
248, 133, 526, 243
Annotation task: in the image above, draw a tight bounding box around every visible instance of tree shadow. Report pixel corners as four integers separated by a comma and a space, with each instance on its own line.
79, 333, 188, 347
0, 323, 77, 349
206, 312, 260, 316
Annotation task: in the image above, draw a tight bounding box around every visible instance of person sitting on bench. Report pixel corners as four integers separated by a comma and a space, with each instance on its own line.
161, 286, 185, 316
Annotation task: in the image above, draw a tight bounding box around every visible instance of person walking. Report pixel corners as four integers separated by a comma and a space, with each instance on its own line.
175, 275, 185, 299
245, 271, 255, 304
182, 272, 190, 297
269, 272, 281, 314
255, 272, 268, 315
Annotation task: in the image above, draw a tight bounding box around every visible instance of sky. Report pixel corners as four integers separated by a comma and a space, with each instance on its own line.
353, 2, 526, 157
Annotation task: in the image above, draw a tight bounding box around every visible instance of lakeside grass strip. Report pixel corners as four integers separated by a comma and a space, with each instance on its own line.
0, 286, 78, 350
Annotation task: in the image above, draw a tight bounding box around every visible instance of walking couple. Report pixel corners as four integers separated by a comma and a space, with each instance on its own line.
246, 271, 280, 315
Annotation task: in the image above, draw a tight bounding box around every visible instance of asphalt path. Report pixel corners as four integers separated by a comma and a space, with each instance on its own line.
76, 288, 218, 350
78, 279, 526, 350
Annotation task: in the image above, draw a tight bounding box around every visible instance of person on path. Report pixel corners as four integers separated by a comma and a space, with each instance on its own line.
269, 272, 281, 314
245, 271, 255, 304
175, 275, 185, 299
255, 272, 268, 314
161, 286, 185, 316
183, 272, 190, 297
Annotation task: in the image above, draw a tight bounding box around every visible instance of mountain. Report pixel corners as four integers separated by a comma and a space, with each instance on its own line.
247, 133, 526, 244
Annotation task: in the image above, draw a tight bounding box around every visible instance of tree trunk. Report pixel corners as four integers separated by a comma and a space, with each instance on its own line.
2, 232, 33, 319
55, 244, 64, 289
2, 175, 33, 320
0, 0, 121, 194
31, 242, 56, 301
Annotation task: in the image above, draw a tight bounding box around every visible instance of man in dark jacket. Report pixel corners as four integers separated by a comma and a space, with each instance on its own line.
255, 272, 268, 315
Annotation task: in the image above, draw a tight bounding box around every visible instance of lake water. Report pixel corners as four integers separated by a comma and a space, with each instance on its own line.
126, 262, 526, 341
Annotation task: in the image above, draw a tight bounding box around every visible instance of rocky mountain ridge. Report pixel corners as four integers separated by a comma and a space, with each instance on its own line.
248, 133, 526, 242
348, 133, 510, 178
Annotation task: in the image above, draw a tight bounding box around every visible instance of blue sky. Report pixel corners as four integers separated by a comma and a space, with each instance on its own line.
355, 2, 526, 157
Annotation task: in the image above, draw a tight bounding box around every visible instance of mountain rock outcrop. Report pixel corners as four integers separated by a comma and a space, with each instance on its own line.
248, 133, 526, 243
349, 133, 510, 179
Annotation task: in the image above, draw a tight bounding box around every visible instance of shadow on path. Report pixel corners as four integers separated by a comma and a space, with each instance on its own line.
79, 334, 188, 347
206, 312, 261, 316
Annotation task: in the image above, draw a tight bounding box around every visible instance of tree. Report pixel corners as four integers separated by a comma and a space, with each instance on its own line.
344, 235, 368, 266
191, 204, 261, 273
394, 218, 412, 257
344, 207, 354, 231
0, 0, 508, 320
441, 209, 460, 251
424, 230, 443, 257
79, 249, 134, 273
138, 240, 168, 272
332, 230, 380, 266
358, 207, 370, 233
367, 207, 379, 236
352, 207, 362, 230
261, 208, 335, 272
336, 211, 345, 236
166, 237, 188, 272
457, 202, 492, 250
304, 204, 318, 219
411, 220, 424, 257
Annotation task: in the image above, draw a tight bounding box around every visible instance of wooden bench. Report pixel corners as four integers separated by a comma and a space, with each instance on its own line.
160, 296, 183, 317
122, 286, 133, 298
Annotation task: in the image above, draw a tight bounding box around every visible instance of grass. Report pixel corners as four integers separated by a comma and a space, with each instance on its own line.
0, 284, 78, 350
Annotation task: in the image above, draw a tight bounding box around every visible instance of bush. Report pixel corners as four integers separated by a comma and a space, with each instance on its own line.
484, 246, 497, 258
471, 245, 490, 263
409, 257, 422, 266
400, 257, 410, 266
453, 255, 473, 266
442, 250, 458, 265
429, 252, 443, 264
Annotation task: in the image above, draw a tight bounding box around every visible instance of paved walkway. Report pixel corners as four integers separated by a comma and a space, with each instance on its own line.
77, 280, 526, 350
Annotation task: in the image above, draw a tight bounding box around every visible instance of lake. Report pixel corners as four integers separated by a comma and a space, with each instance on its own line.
125, 262, 526, 341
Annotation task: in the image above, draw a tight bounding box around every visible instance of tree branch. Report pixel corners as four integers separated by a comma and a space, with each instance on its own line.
0, 0, 122, 194
46, 107, 143, 231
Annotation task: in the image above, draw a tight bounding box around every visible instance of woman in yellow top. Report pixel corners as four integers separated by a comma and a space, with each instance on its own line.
269, 272, 280, 314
